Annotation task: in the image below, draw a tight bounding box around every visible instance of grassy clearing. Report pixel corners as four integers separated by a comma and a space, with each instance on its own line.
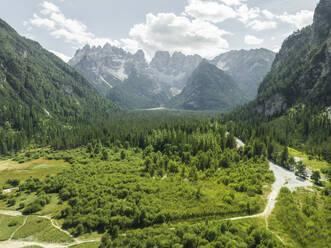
13, 216, 74, 244
289, 147, 330, 171
0, 158, 70, 186
0, 215, 24, 241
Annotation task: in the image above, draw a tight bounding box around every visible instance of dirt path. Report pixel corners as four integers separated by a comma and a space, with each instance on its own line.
0, 211, 100, 247
0, 210, 22, 216
9, 216, 28, 240
227, 161, 313, 222
0, 240, 68, 248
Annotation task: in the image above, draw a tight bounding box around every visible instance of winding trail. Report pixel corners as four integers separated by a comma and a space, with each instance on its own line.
0, 211, 100, 248
9, 216, 28, 241
226, 137, 314, 245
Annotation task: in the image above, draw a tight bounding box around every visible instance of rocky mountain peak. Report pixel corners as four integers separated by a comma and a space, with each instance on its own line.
313, 0, 331, 41
211, 48, 275, 99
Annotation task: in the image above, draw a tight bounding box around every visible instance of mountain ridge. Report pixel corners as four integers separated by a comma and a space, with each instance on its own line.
69, 45, 274, 110
168, 60, 246, 111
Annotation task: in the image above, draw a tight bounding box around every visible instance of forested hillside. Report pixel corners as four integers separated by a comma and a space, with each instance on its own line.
255, 0, 331, 116
0, 18, 118, 155
225, 0, 331, 163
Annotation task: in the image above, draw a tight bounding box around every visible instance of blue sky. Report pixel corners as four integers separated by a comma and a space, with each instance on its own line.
0, 0, 319, 61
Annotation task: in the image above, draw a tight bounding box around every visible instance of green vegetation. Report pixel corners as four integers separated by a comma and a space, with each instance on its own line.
0, 215, 24, 241
107, 74, 168, 109
104, 218, 286, 248
12, 216, 74, 243
12, 120, 272, 236
0, 17, 118, 156
0, 3, 331, 247
269, 187, 331, 248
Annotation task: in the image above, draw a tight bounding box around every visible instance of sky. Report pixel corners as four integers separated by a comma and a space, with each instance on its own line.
0, 0, 319, 62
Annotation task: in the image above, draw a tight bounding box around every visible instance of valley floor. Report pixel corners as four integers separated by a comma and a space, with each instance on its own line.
0, 138, 316, 248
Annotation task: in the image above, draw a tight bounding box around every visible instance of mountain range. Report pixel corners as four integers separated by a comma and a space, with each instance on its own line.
69, 44, 275, 111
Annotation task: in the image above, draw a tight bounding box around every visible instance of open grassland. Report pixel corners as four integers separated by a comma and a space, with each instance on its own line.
0, 158, 70, 186
12, 216, 74, 244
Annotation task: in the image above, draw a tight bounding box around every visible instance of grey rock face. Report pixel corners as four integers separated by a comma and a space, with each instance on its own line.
69, 44, 202, 99
69, 44, 140, 95
256, 93, 287, 116
327, 106, 331, 120
211, 48, 275, 99
149, 51, 202, 96
313, 0, 331, 41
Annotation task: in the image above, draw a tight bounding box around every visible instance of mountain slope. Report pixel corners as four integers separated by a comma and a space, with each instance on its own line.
106, 72, 169, 109
168, 61, 245, 111
0, 18, 117, 123
211, 48, 275, 99
254, 0, 331, 116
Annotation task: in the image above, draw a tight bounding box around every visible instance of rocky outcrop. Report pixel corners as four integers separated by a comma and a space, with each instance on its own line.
313, 0, 331, 41
211, 49, 275, 99
256, 93, 287, 117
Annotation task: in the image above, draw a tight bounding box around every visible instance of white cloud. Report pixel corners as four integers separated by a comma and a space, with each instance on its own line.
218, 0, 246, 6
184, 0, 237, 23
272, 46, 281, 53
27, 14, 55, 30
277, 10, 314, 29
247, 20, 277, 31
262, 10, 275, 20
184, 0, 261, 25
129, 13, 230, 60
27, 1, 119, 48
236, 4, 260, 24
49, 49, 71, 62
244, 35, 264, 45
40, 1, 60, 15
